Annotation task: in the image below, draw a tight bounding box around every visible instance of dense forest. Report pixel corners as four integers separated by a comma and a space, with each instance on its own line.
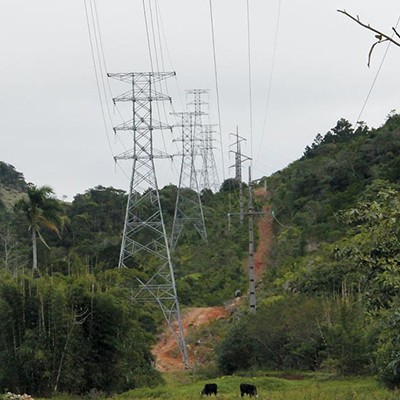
0, 162, 250, 395
1, 112, 400, 395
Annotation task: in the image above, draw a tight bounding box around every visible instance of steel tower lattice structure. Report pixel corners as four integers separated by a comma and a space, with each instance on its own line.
170, 111, 207, 250
202, 124, 220, 192
186, 89, 219, 192
229, 127, 251, 223
109, 71, 189, 367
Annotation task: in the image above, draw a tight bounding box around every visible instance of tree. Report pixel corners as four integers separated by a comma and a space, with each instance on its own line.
335, 183, 400, 312
376, 303, 400, 389
219, 178, 241, 192
15, 185, 63, 271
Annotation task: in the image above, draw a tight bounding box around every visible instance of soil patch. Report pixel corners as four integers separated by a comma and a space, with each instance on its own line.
152, 306, 229, 372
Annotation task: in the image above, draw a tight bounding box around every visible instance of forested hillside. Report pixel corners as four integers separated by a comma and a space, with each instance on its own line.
0, 163, 250, 395
217, 113, 400, 389
2, 113, 400, 395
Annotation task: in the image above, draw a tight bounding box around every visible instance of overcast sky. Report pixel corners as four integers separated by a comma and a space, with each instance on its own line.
1, 1, 399, 200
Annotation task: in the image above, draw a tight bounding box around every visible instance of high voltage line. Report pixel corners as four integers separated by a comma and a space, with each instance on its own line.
354, 14, 400, 126
83, 0, 281, 363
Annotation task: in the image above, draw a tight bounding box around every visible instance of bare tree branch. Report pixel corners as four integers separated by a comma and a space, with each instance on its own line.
393, 27, 400, 41
338, 9, 400, 66
367, 38, 388, 67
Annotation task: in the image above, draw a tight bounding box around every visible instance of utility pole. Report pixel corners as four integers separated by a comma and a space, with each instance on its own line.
228, 163, 265, 313
229, 127, 251, 223
248, 166, 256, 313
171, 111, 207, 250
109, 71, 189, 367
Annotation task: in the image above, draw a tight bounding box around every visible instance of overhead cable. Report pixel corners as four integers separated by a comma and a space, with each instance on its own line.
208, 0, 226, 181
83, 0, 114, 157
246, 0, 254, 163
355, 15, 400, 126
83, 0, 130, 180
256, 0, 282, 164
142, 0, 155, 72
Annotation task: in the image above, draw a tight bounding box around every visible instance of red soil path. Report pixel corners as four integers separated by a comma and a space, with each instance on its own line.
151, 306, 229, 372
254, 186, 272, 278
152, 187, 272, 372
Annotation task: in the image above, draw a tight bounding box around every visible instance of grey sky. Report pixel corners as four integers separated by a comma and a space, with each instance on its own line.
1, 1, 399, 199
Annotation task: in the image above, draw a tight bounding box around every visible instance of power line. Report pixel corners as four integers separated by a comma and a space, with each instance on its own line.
83, 1, 114, 161
92, 0, 131, 136
355, 15, 400, 125
272, 210, 291, 228
88, 0, 119, 138
256, 0, 282, 165
148, 0, 161, 72
246, 0, 254, 163
208, 0, 226, 181
83, 0, 131, 181
148, 0, 169, 155
142, 0, 155, 72
154, 3, 181, 153
92, 0, 114, 103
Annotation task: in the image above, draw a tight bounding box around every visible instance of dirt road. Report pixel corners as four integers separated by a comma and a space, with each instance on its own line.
151, 306, 229, 372
152, 187, 272, 372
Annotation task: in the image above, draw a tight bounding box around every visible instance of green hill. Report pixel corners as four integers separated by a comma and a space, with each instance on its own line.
2, 113, 400, 395
217, 113, 400, 388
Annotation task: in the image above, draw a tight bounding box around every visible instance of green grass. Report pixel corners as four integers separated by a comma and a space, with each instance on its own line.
104, 373, 400, 400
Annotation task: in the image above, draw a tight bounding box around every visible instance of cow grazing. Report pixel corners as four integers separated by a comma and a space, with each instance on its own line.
201, 383, 218, 396
240, 383, 257, 397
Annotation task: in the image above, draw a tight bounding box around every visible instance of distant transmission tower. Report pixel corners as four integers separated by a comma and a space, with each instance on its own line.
109, 71, 188, 367
230, 127, 251, 223
201, 124, 220, 192
170, 111, 207, 250
186, 89, 219, 192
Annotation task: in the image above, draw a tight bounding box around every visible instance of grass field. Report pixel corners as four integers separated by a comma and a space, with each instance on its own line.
107, 372, 400, 400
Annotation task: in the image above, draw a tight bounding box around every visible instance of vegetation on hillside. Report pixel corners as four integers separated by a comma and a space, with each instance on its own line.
2, 113, 400, 394
216, 112, 400, 389
0, 166, 250, 395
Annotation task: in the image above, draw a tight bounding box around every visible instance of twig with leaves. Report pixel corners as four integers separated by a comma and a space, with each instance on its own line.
338, 10, 400, 67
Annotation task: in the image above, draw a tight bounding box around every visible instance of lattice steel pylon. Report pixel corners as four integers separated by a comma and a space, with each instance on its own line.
202, 124, 220, 192
170, 111, 207, 250
108, 71, 189, 367
229, 127, 251, 223
186, 89, 219, 192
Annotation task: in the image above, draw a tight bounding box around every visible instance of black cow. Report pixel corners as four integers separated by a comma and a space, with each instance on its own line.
201, 383, 218, 396
240, 383, 257, 397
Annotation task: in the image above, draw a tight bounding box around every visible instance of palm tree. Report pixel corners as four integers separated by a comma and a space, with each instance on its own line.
16, 185, 63, 270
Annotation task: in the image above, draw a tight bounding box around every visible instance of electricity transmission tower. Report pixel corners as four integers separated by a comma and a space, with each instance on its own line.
229, 127, 251, 223
186, 89, 219, 192
201, 124, 220, 192
109, 71, 188, 367
170, 111, 207, 250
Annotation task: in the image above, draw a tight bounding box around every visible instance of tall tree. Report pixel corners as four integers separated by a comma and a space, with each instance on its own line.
15, 185, 62, 270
